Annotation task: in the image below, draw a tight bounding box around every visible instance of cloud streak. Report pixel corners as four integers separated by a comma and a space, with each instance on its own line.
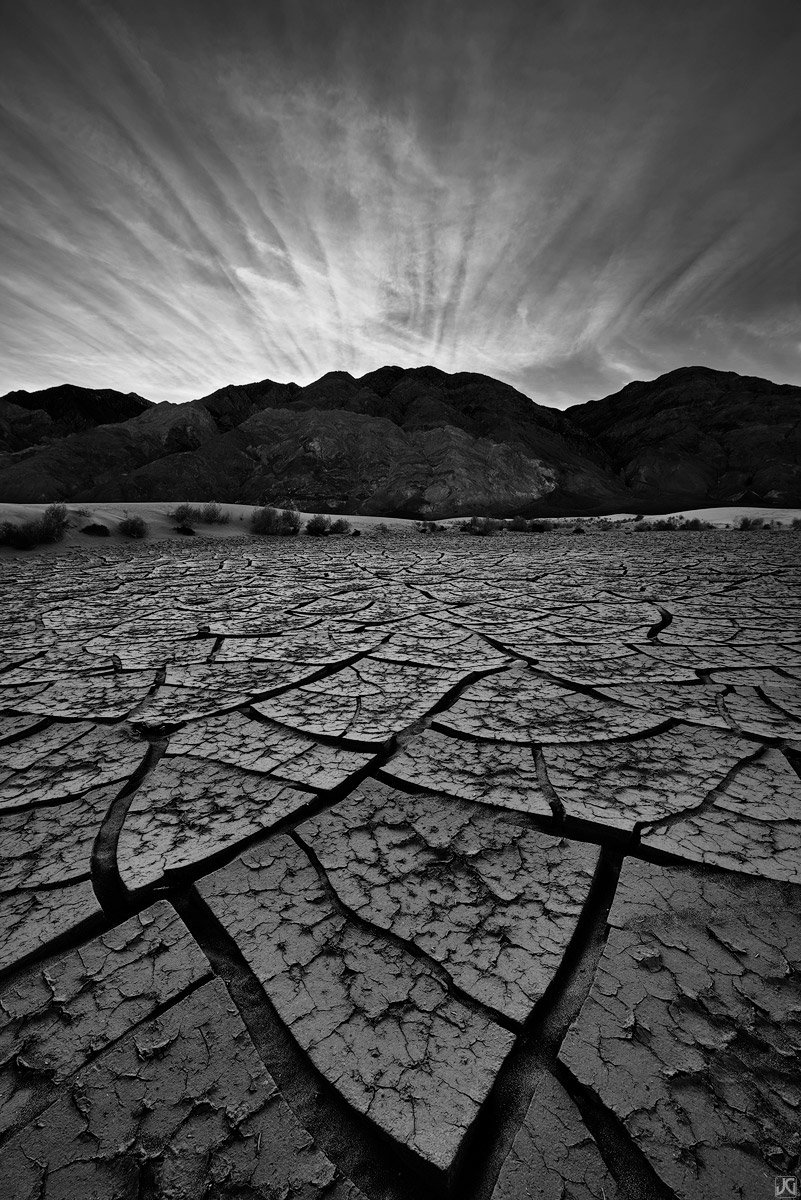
1, 0, 800, 406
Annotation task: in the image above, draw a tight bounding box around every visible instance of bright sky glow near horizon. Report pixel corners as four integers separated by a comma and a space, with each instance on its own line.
2, 0, 801, 408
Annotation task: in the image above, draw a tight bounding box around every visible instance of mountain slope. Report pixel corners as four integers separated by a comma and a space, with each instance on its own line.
0, 384, 153, 453
567, 366, 801, 507
0, 365, 798, 514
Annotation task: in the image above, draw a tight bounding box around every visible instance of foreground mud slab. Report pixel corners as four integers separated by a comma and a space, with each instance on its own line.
1, 531, 799, 1198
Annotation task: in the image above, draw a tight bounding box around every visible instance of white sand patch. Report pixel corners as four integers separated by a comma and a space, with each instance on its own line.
0, 501, 424, 558
602, 506, 801, 527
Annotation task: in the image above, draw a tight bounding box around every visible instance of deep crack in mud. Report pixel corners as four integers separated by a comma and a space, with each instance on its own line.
0, 530, 799, 1198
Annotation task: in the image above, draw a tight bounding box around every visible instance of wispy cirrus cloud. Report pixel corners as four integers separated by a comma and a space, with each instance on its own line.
1, 0, 800, 406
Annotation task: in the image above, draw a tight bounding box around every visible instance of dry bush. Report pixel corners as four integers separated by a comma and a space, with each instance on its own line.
251, 506, 301, 536
305, 513, 332, 537
119, 515, 149, 538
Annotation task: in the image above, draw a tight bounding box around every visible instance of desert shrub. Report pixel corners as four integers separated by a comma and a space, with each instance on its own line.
250, 506, 301, 536
39, 503, 69, 542
633, 514, 644, 522
0, 503, 69, 549
250, 506, 282, 535
738, 516, 764, 530
572, 525, 586, 534
527, 520, 553, 533
0, 520, 42, 549
330, 518, 352, 535
352, 528, 361, 537
466, 516, 503, 536
280, 507, 302, 535
171, 503, 199, 526
175, 524, 195, 535
171, 502, 229, 526
81, 523, 110, 537
792, 518, 801, 529
200, 501, 230, 524
119, 515, 148, 538
508, 515, 528, 531
633, 521, 651, 531
305, 513, 332, 537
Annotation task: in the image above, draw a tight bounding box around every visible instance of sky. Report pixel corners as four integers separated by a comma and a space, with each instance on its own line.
2, 0, 800, 409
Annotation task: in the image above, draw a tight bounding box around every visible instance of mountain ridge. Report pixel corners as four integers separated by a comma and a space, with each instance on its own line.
1, 365, 798, 515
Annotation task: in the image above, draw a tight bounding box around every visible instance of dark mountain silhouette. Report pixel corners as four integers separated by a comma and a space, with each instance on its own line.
0, 384, 153, 453
0, 365, 798, 515
567, 365, 801, 510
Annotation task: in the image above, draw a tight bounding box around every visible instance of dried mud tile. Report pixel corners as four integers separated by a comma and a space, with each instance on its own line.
199, 836, 514, 1171
117, 756, 314, 891
82, 633, 212, 669
761, 682, 801, 721
215, 627, 382, 664
0, 882, 103, 975
0, 721, 92, 772
133, 660, 320, 725
641, 747, 801, 882
543, 724, 754, 830
300, 779, 598, 1022
642, 807, 801, 884
373, 630, 509, 671
0, 682, 52, 711
596, 682, 730, 728
5, 671, 155, 719
255, 658, 468, 743
0, 650, 110, 685
638, 644, 774, 670
559, 859, 801, 1200
0, 723, 147, 812
532, 648, 698, 685
491, 1071, 618, 1200
383, 727, 552, 817
0, 784, 116, 890
166, 710, 374, 788
724, 687, 801, 737
655, 616, 743, 644
0, 715, 44, 744
0, 978, 362, 1200
709, 667, 789, 685
433, 662, 664, 744
0, 901, 209, 1139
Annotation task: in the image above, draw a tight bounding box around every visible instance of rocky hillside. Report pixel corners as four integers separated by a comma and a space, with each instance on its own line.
0, 384, 152, 453
567, 366, 801, 510
0, 365, 798, 515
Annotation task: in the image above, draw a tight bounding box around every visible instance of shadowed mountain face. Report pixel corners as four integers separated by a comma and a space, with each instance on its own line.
567, 366, 801, 510
0, 366, 798, 514
0, 385, 153, 453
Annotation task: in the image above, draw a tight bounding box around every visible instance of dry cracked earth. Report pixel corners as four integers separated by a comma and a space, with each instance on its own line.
0, 531, 799, 1200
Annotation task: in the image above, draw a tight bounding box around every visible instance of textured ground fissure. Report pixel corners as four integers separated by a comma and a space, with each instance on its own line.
1, 532, 799, 1199
0, 971, 211, 1149
551, 1061, 678, 1200
90, 739, 168, 918
291, 830, 520, 1035
632, 741, 765, 841
171, 886, 443, 1200
646, 606, 673, 639
450, 847, 625, 1199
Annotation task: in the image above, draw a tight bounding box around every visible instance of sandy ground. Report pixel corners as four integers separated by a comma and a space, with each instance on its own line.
1, 499, 799, 559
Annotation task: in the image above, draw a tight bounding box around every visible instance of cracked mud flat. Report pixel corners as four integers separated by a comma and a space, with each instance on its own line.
0, 531, 799, 1199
